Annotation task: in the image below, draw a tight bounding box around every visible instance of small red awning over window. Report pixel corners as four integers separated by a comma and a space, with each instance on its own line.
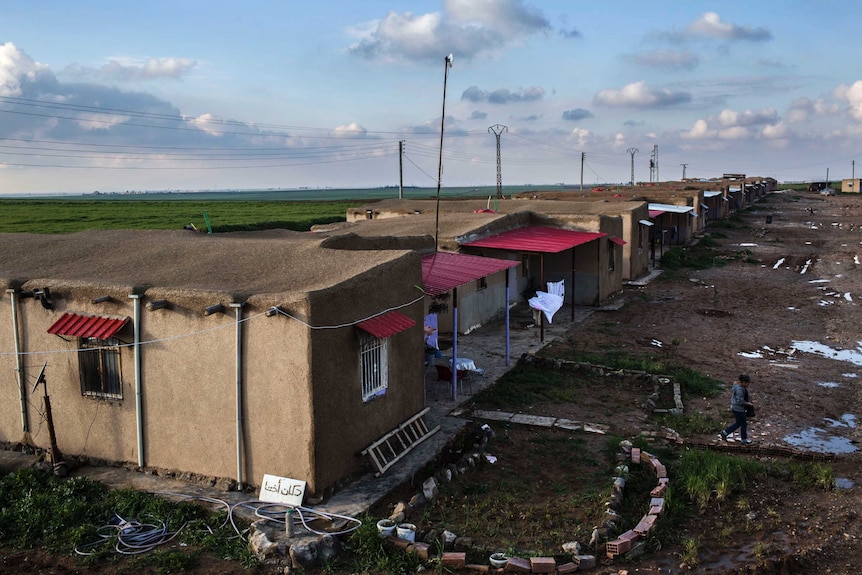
48, 313, 129, 339
609, 237, 627, 245
357, 310, 415, 339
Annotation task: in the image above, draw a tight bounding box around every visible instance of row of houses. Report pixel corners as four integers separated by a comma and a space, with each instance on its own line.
0, 176, 774, 496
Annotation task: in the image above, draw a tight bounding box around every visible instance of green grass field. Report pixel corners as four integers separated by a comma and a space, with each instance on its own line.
0, 200, 364, 234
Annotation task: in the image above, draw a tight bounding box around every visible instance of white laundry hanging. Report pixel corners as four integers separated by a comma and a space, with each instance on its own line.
529, 280, 565, 323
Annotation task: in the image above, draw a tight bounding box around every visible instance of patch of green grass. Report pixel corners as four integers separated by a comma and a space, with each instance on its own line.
341, 515, 426, 574
654, 412, 721, 436
676, 450, 766, 512
470, 366, 588, 407
0, 199, 360, 233
0, 468, 256, 568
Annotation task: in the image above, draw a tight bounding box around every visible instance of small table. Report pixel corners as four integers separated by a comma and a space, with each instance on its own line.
450, 357, 477, 372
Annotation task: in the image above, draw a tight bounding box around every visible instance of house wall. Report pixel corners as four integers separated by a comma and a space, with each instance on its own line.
306, 254, 425, 492
1, 249, 426, 496
0, 283, 319, 489
1, 285, 143, 464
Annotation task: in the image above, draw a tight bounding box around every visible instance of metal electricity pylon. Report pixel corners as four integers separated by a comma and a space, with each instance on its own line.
488, 124, 508, 198
626, 148, 638, 185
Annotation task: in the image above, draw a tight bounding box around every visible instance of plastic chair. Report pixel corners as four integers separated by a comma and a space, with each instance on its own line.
435, 364, 476, 396
433, 364, 470, 396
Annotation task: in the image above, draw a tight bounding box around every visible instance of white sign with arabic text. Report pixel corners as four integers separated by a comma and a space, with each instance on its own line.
259, 473, 306, 506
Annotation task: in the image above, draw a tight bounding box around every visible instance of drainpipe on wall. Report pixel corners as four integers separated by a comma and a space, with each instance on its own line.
229, 302, 246, 489
7, 289, 29, 437
128, 294, 144, 468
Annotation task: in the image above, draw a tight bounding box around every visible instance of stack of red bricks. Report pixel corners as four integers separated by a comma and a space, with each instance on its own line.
605, 448, 669, 559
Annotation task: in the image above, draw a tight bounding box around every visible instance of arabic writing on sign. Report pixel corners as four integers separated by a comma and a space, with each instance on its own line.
259, 473, 306, 506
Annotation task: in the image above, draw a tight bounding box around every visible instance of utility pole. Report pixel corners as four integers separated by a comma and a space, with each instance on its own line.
488, 124, 508, 198
398, 140, 404, 199
853, 160, 855, 181
627, 148, 638, 185
648, 145, 659, 183
580, 152, 585, 191
681, 163, 688, 180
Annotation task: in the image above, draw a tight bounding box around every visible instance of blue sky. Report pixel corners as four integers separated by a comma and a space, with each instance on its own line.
1, 0, 860, 194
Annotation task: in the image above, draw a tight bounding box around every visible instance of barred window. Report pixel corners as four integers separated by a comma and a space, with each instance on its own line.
79, 337, 122, 399
609, 243, 616, 272
360, 332, 388, 401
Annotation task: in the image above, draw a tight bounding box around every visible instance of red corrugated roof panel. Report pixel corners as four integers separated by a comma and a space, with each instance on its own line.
357, 310, 415, 338
648, 209, 665, 218
422, 251, 519, 297
462, 226, 606, 253
48, 313, 129, 339
609, 237, 626, 245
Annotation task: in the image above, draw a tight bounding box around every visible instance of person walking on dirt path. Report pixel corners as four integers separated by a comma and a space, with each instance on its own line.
720, 374, 754, 444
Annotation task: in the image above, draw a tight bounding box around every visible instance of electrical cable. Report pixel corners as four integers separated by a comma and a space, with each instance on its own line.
72, 493, 362, 558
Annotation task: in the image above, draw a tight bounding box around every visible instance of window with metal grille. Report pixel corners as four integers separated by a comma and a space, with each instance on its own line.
360, 332, 388, 401
79, 337, 123, 399
609, 242, 616, 272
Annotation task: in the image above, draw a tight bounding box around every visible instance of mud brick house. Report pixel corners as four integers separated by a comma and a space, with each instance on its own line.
0, 229, 428, 495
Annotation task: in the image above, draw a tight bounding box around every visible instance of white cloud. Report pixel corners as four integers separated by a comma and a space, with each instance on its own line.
594, 81, 690, 108
0, 42, 52, 96
568, 127, 592, 147
685, 119, 711, 139
461, 85, 545, 104
347, 0, 550, 62
834, 81, 862, 121
716, 108, 778, 127
685, 12, 771, 41
98, 57, 197, 81
333, 122, 368, 136
627, 49, 699, 70
683, 107, 783, 140
788, 97, 839, 123
186, 113, 227, 136
762, 121, 788, 139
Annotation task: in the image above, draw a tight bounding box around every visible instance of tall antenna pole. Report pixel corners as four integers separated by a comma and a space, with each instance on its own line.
654, 145, 659, 183
626, 148, 638, 186
488, 124, 508, 198
434, 54, 454, 252
681, 163, 688, 180
580, 152, 585, 191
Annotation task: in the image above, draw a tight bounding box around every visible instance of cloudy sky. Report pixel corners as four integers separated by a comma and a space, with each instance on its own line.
1, 0, 860, 194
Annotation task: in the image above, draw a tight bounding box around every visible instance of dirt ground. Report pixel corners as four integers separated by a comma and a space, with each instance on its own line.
4, 189, 862, 574
378, 189, 862, 574
531, 189, 862, 573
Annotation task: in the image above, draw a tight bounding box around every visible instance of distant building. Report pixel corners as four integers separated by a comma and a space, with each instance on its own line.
842, 179, 861, 193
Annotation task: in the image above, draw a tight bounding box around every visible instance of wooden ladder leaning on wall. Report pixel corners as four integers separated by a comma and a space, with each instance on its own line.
361, 407, 440, 477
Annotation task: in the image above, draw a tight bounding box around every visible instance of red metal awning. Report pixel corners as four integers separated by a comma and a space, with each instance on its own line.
648, 209, 665, 218
462, 226, 606, 254
48, 312, 129, 339
609, 237, 627, 245
357, 310, 415, 338
422, 251, 519, 297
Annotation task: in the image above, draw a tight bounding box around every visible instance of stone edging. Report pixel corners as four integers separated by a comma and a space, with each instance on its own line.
381, 422, 672, 573
515, 354, 684, 416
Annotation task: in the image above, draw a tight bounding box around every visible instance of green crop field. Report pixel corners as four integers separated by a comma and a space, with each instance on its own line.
0, 199, 365, 234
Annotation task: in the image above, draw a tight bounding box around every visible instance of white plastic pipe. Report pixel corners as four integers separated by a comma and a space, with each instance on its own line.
7, 289, 29, 434
229, 302, 246, 489
129, 294, 144, 467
